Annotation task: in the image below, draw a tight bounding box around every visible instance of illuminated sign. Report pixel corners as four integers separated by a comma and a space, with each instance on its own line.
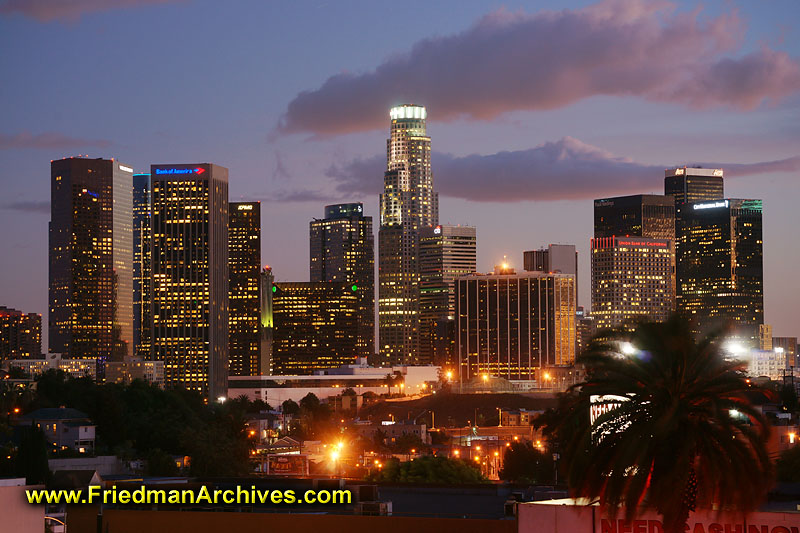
594, 200, 613, 207
674, 168, 685, 175
237, 204, 253, 210
693, 200, 729, 210
118, 165, 133, 173
433, 226, 442, 235
154, 167, 206, 176
617, 240, 668, 248
390, 105, 427, 120
713, 169, 723, 177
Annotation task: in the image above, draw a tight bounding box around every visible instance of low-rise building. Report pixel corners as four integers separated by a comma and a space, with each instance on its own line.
19, 407, 96, 452
105, 356, 164, 386
354, 421, 429, 445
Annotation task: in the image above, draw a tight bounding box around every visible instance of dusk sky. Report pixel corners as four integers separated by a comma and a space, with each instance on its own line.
1, 0, 799, 347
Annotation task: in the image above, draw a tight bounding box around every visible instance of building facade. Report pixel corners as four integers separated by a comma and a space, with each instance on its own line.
419, 224, 476, 366
150, 163, 229, 399
523, 244, 579, 308
773, 337, 798, 370
676, 199, 763, 342
456, 271, 575, 382
378, 104, 439, 366
259, 266, 274, 375
664, 167, 724, 209
132, 173, 151, 359
310, 203, 374, 358
49, 157, 133, 371
271, 282, 359, 375
229, 202, 262, 376
0, 307, 41, 360
591, 236, 675, 330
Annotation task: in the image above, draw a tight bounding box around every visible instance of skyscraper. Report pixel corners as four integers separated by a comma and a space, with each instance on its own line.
151, 163, 229, 399
664, 167, 724, 209
271, 282, 359, 375
0, 307, 42, 360
523, 244, 579, 307
310, 203, 374, 358
591, 237, 675, 330
229, 202, 261, 376
676, 199, 763, 342
456, 270, 575, 382
593, 194, 677, 317
419, 224, 476, 365
379, 104, 439, 366
132, 173, 151, 358
259, 266, 274, 375
49, 157, 133, 371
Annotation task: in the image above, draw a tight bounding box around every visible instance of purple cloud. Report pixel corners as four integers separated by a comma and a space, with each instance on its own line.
324, 137, 800, 203
0, 131, 111, 150
2, 201, 50, 214
279, 0, 800, 136
0, 0, 180, 22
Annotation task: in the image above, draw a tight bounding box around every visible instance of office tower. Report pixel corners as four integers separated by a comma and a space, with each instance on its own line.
132, 173, 151, 358
676, 199, 763, 342
259, 267, 274, 375
772, 337, 798, 370
0, 307, 42, 360
229, 202, 262, 376
664, 167, 724, 208
593, 194, 677, 317
49, 157, 133, 371
591, 236, 674, 330
378, 104, 439, 366
759, 325, 773, 351
456, 270, 575, 382
310, 203, 374, 358
523, 244, 579, 307
575, 306, 595, 357
419, 224, 476, 365
151, 164, 229, 399
271, 282, 359, 375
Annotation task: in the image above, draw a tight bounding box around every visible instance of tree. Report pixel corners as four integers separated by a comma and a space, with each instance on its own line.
556, 316, 772, 533
368, 456, 487, 484
499, 442, 554, 484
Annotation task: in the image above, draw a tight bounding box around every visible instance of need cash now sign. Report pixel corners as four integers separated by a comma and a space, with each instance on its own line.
517, 500, 800, 533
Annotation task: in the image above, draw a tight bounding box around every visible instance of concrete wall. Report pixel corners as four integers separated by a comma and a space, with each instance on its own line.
0, 480, 45, 533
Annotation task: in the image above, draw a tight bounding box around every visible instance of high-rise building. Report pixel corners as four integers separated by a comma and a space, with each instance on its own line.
664, 167, 724, 209
271, 282, 359, 375
676, 199, 763, 342
0, 307, 42, 360
229, 202, 262, 377
523, 244, 579, 307
132, 173, 151, 359
151, 164, 229, 399
456, 270, 575, 382
419, 224, 476, 365
310, 203, 374, 358
591, 236, 675, 330
378, 104, 439, 366
49, 157, 133, 371
259, 267, 274, 375
575, 307, 595, 357
593, 194, 677, 317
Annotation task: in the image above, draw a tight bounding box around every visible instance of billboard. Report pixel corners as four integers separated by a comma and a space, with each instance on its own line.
266, 454, 309, 476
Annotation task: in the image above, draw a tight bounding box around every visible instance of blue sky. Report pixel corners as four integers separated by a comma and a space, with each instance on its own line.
1, 0, 798, 346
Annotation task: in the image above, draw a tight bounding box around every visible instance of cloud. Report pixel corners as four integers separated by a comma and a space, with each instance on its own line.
253, 189, 341, 204
2, 201, 50, 214
0, 0, 179, 22
0, 132, 111, 150
324, 137, 800, 203
279, 0, 800, 136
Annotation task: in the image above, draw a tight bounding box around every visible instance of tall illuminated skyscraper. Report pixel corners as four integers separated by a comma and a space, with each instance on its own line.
419, 224, 476, 365
310, 203, 374, 358
379, 104, 439, 366
49, 157, 133, 372
151, 163, 229, 399
676, 199, 763, 342
664, 167, 724, 209
229, 202, 261, 376
132, 173, 151, 358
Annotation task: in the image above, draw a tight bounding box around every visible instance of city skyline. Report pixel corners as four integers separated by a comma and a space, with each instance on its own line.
2, 0, 800, 347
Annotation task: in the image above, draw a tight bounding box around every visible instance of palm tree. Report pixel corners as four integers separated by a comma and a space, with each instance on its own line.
557, 316, 772, 533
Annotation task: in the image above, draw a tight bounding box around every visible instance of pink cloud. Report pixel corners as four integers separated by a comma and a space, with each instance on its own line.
0, 131, 111, 150
323, 137, 800, 203
0, 0, 181, 22
278, 0, 800, 136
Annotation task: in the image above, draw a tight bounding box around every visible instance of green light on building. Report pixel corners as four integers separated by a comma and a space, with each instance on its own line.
351, 284, 358, 292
